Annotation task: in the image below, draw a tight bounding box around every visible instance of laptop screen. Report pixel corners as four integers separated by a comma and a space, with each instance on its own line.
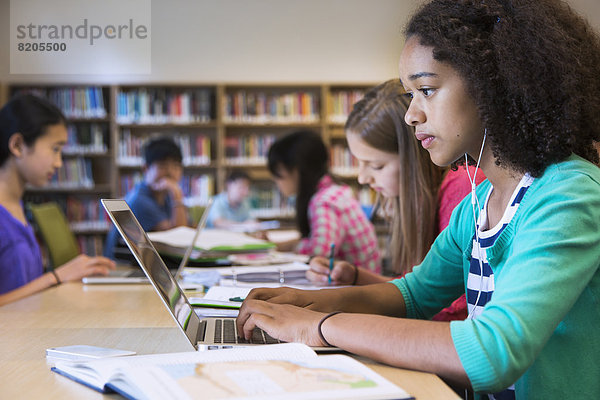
104, 202, 202, 349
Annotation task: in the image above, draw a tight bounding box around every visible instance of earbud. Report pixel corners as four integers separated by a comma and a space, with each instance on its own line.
465, 129, 487, 320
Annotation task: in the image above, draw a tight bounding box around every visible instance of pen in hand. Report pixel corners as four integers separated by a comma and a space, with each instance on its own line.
328, 242, 335, 284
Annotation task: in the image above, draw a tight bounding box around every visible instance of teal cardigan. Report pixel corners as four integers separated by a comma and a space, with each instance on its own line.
392, 155, 600, 398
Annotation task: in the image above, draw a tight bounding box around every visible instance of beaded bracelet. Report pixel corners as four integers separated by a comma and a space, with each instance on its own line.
51, 270, 61, 285
317, 311, 342, 347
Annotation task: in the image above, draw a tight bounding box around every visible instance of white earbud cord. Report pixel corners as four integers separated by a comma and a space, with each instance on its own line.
465, 130, 487, 320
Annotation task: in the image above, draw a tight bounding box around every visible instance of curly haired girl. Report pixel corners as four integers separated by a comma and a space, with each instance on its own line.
236, 1, 600, 398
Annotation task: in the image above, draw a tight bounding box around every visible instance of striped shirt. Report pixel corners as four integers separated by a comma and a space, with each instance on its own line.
296, 175, 380, 272
468, 174, 534, 399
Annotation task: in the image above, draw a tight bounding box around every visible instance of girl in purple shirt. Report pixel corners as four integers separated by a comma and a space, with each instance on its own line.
0, 95, 114, 306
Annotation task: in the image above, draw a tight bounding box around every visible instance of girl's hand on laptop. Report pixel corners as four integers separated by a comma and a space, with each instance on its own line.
244, 286, 341, 313
55, 255, 116, 282
306, 257, 356, 285
236, 299, 328, 347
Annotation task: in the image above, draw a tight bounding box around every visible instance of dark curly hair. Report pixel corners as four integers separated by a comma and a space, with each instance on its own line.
405, 0, 600, 176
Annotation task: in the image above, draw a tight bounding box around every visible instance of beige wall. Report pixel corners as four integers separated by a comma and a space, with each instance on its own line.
0, 0, 598, 84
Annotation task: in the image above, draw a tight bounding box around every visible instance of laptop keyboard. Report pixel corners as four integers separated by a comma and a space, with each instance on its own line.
200, 319, 282, 345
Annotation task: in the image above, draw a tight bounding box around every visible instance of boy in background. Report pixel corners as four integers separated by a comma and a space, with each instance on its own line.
206, 170, 254, 228
104, 137, 188, 259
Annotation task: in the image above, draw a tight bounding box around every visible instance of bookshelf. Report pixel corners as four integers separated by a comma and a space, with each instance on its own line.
113, 84, 218, 208
2, 82, 379, 255
221, 84, 324, 219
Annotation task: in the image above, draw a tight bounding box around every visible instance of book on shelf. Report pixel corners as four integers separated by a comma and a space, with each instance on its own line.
117, 129, 144, 166
330, 144, 359, 177
51, 342, 412, 400
250, 187, 291, 213
63, 123, 108, 155
117, 130, 212, 167
117, 87, 213, 124
66, 196, 111, 233
329, 143, 358, 175
49, 158, 94, 189
224, 134, 275, 165
224, 90, 320, 123
175, 134, 212, 166
12, 86, 107, 119
328, 89, 366, 124
181, 174, 215, 206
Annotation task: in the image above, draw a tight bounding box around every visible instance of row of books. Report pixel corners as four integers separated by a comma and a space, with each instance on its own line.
330, 144, 359, 177
249, 186, 294, 218
328, 89, 366, 124
224, 90, 320, 123
63, 123, 108, 155
49, 158, 94, 189
116, 88, 214, 124
117, 130, 212, 166
181, 174, 215, 206
223, 134, 276, 165
176, 134, 212, 166
65, 196, 110, 232
14, 87, 107, 119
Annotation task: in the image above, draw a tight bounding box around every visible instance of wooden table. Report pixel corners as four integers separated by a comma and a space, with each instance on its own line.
0, 283, 459, 399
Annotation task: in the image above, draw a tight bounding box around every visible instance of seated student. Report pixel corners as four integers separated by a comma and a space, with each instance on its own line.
237, 1, 600, 398
0, 95, 115, 306
307, 79, 485, 321
206, 170, 255, 229
104, 137, 188, 259
267, 130, 380, 272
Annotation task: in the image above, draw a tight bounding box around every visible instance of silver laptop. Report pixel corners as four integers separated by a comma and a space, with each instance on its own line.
101, 198, 290, 351
84, 198, 213, 284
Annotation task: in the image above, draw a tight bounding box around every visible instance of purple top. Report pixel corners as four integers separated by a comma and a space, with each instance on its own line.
0, 204, 43, 295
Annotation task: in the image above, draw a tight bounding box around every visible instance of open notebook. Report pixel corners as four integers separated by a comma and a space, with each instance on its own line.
51, 343, 413, 400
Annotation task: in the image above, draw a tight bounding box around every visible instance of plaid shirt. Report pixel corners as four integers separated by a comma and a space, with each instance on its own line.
297, 175, 380, 272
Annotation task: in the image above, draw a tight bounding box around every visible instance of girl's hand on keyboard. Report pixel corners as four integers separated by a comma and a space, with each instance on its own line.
236, 299, 328, 347
243, 286, 340, 312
